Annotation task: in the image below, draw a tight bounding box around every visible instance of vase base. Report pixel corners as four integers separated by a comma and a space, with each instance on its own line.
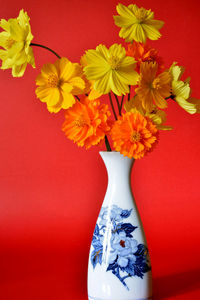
88, 296, 153, 300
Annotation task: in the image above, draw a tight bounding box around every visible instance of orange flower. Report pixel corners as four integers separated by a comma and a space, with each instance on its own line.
126, 42, 164, 73
136, 62, 172, 112
62, 97, 111, 149
110, 111, 158, 159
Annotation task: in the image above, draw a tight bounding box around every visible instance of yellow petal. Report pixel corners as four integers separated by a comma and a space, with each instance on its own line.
175, 96, 197, 114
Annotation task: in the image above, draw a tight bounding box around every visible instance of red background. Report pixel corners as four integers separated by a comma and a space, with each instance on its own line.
0, 0, 200, 299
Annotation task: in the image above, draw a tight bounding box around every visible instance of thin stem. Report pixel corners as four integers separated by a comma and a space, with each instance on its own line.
109, 93, 117, 120
113, 93, 121, 115
128, 85, 131, 101
30, 43, 61, 59
120, 95, 124, 114
75, 95, 80, 101
104, 135, 112, 151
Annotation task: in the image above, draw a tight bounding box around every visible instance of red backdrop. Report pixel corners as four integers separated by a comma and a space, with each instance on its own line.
0, 0, 200, 299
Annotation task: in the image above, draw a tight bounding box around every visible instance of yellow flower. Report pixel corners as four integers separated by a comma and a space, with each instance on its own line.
170, 63, 200, 114
0, 9, 35, 77
125, 96, 172, 131
36, 57, 86, 113
113, 3, 164, 43
136, 62, 172, 112
84, 43, 139, 96
80, 54, 102, 100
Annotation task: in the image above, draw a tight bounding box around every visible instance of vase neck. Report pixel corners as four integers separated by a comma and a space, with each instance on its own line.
100, 151, 134, 187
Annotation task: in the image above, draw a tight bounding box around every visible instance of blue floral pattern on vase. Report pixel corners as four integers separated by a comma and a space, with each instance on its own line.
90, 205, 151, 290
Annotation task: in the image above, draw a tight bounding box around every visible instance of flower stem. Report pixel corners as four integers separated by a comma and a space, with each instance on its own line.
113, 93, 121, 115
105, 135, 112, 151
109, 93, 117, 120
30, 43, 61, 59
75, 95, 80, 101
128, 85, 131, 101
120, 95, 124, 114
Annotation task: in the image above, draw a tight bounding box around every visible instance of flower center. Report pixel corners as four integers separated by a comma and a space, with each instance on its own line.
6, 38, 15, 49
131, 131, 141, 142
135, 8, 148, 22
47, 74, 61, 88
108, 55, 121, 70
74, 117, 87, 127
152, 78, 161, 90
120, 240, 126, 248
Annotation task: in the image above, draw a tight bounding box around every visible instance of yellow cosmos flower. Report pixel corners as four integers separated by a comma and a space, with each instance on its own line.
84, 43, 139, 96
170, 63, 200, 114
113, 3, 164, 43
136, 62, 172, 112
125, 96, 172, 130
80, 54, 102, 100
36, 57, 86, 113
0, 9, 35, 77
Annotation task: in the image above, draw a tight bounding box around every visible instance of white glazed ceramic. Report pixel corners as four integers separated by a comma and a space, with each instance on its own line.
88, 152, 152, 300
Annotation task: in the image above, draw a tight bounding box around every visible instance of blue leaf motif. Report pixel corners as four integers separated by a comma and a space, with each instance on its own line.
91, 248, 103, 268
120, 209, 132, 219
122, 258, 135, 276
120, 223, 137, 237
94, 224, 99, 236
92, 239, 102, 250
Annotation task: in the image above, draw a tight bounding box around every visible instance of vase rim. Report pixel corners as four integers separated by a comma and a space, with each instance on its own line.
99, 151, 134, 162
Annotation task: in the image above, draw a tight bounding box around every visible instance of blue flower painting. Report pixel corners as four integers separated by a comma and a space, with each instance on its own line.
90, 205, 151, 290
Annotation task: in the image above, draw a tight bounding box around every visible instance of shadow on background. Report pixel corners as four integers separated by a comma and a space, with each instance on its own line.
153, 268, 200, 299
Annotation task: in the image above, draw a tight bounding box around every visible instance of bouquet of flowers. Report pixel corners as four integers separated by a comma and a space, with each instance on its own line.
0, 3, 199, 159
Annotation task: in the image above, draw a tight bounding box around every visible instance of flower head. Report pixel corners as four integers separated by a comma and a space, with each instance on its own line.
62, 97, 111, 149
111, 111, 158, 159
114, 3, 164, 43
136, 62, 172, 112
36, 57, 87, 113
169, 63, 200, 114
108, 231, 138, 267
0, 9, 35, 77
126, 41, 164, 73
84, 43, 139, 96
124, 96, 172, 131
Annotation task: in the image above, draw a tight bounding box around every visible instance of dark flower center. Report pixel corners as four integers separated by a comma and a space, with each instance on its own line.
120, 240, 125, 248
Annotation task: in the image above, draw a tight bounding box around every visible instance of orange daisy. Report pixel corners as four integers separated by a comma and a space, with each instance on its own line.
62, 97, 111, 149
110, 111, 158, 159
126, 42, 164, 73
136, 62, 172, 112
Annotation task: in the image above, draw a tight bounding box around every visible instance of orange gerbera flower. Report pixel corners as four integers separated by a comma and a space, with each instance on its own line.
111, 111, 158, 159
126, 42, 164, 73
62, 97, 111, 149
136, 62, 172, 112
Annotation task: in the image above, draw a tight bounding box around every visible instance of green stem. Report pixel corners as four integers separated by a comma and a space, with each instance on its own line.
113, 93, 121, 115
120, 95, 124, 114
75, 95, 80, 101
109, 93, 117, 120
30, 43, 61, 59
105, 135, 112, 151
128, 85, 131, 101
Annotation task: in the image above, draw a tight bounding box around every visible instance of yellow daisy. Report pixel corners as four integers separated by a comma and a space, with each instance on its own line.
113, 3, 164, 43
0, 9, 35, 77
170, 62, 199, 114
83, 43, 139, 96
36, 57, 86, 113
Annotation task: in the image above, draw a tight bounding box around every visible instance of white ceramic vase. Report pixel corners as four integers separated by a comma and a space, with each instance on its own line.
88, 151, 152, 300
